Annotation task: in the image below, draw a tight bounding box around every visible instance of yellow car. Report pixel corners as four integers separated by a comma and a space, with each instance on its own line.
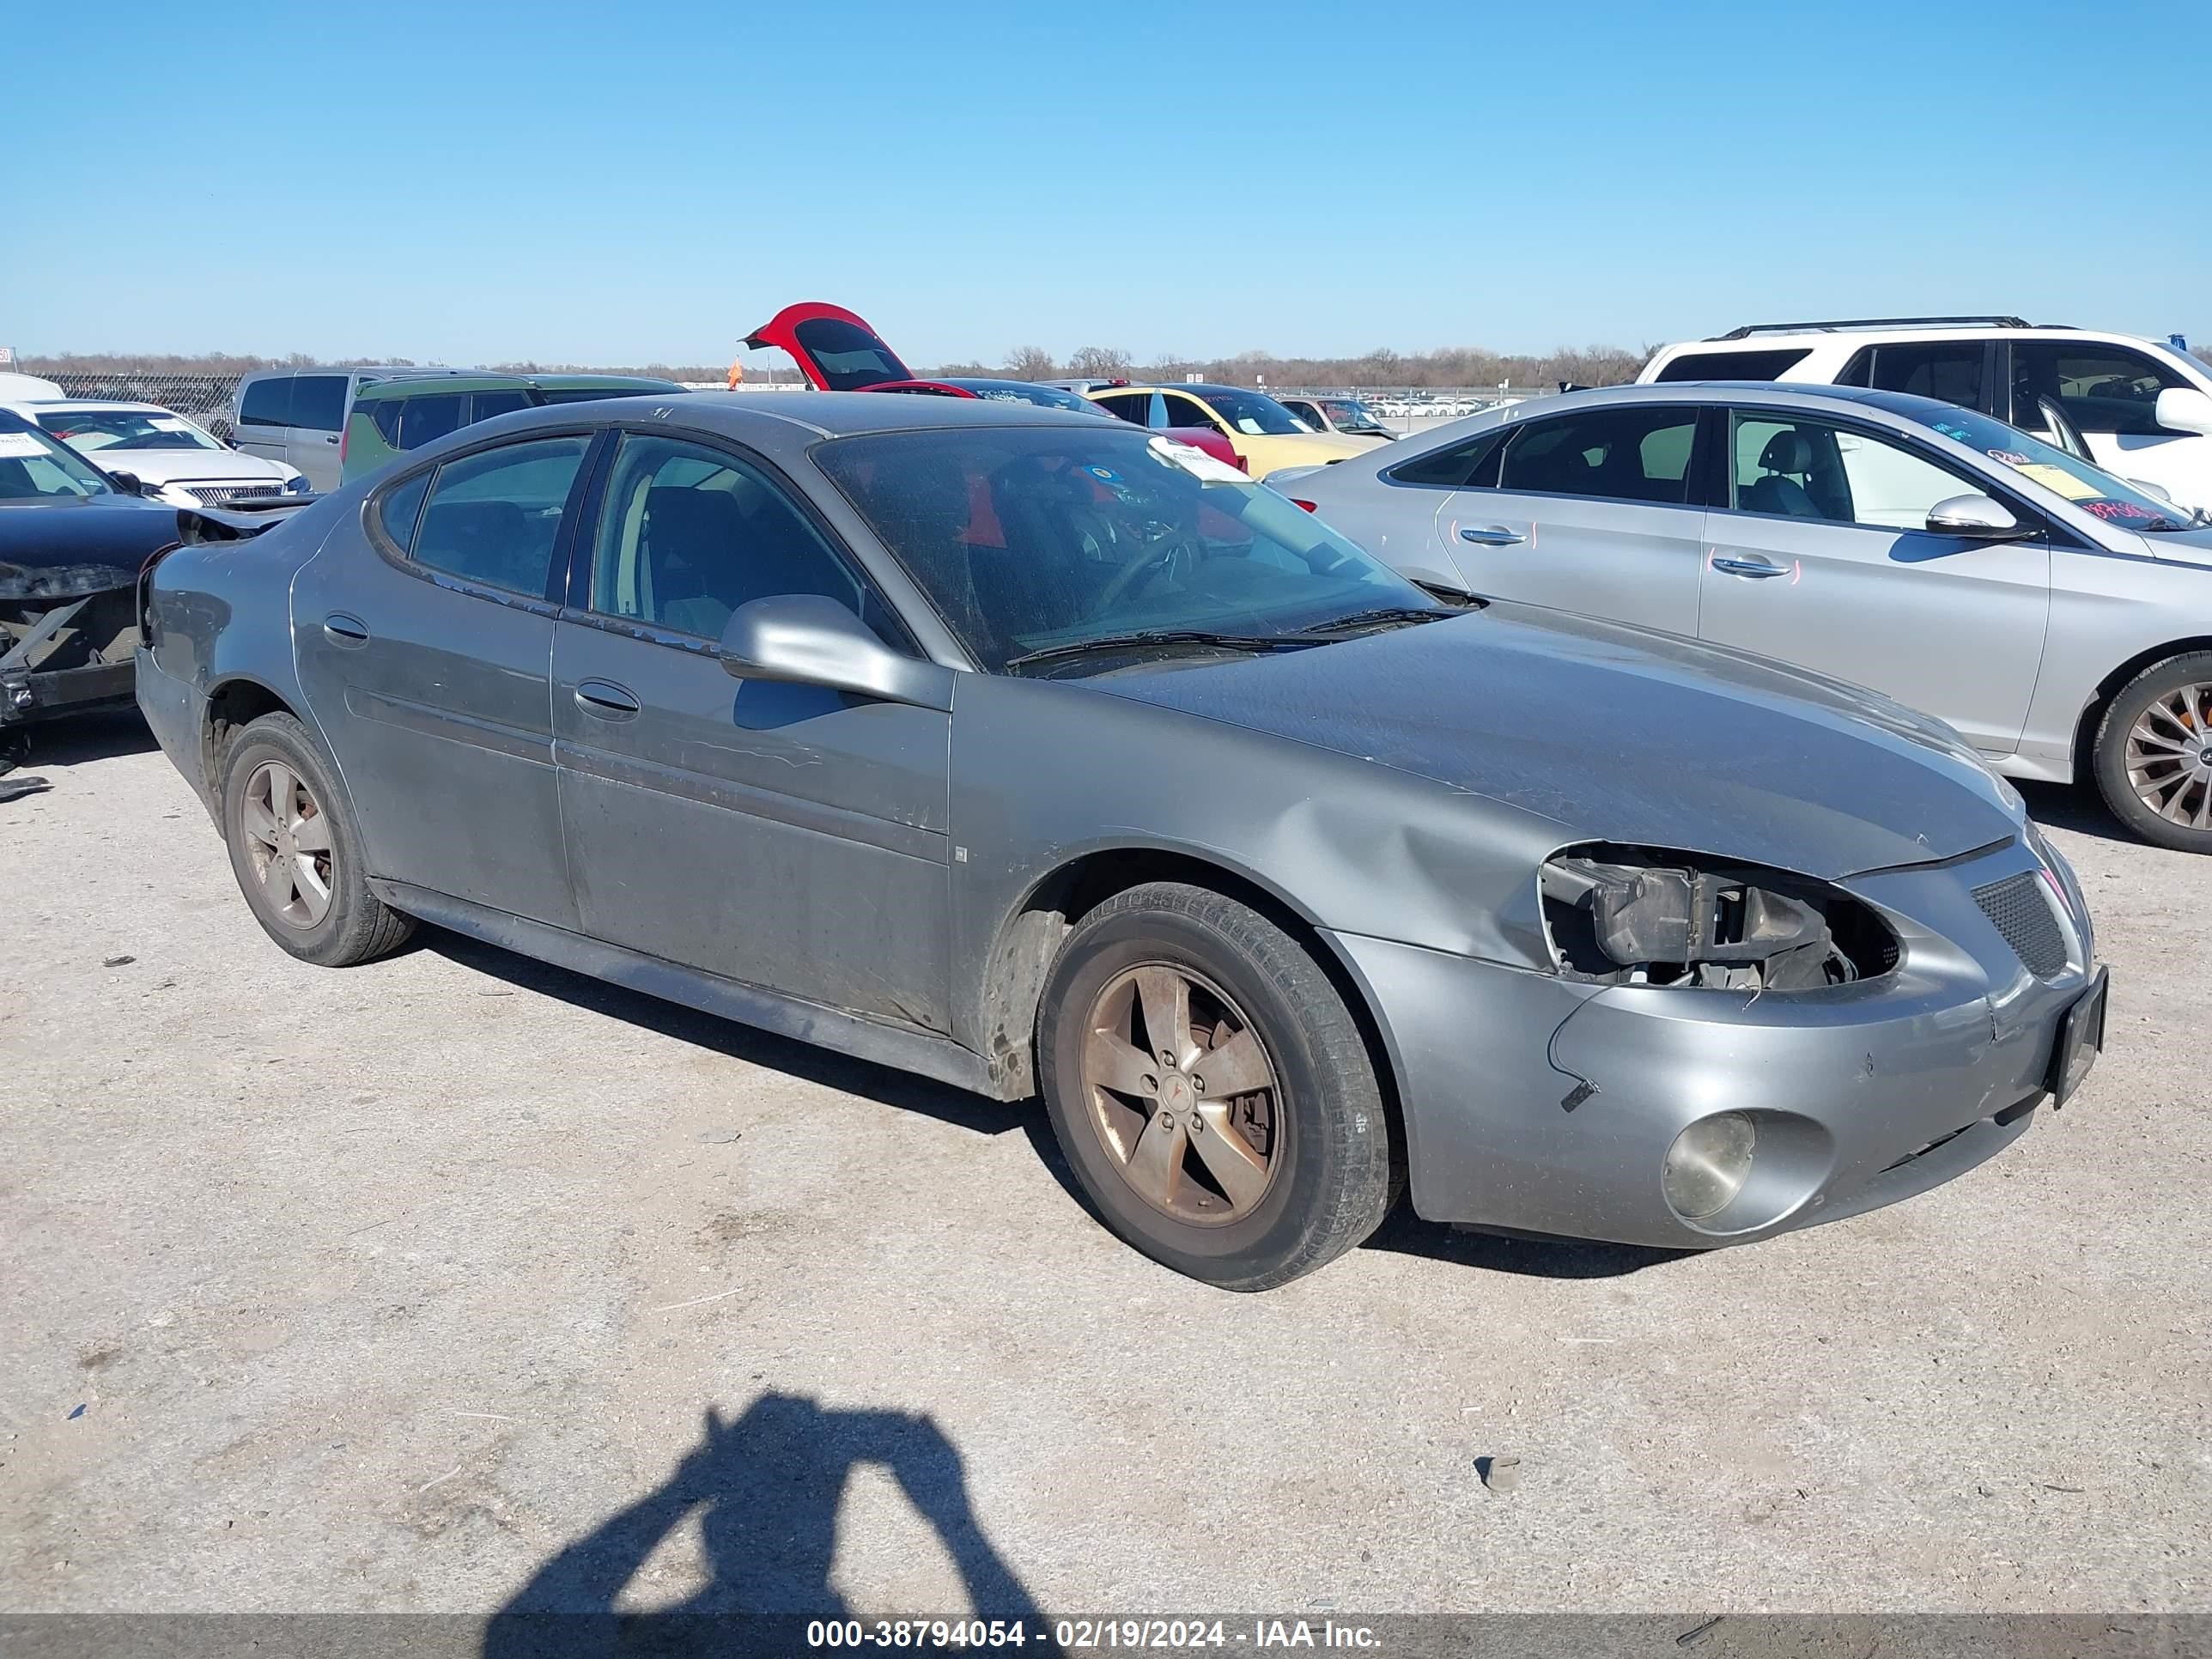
1085, 382, 1386, 480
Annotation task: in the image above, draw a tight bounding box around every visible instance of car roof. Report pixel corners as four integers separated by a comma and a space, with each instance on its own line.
529, 373, 687, 390
468, 390, 1106, 446
0, 398, 175, 415
350, 374, 538, 402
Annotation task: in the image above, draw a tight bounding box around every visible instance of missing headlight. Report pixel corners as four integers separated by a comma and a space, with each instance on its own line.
1540, 846, 1898, 991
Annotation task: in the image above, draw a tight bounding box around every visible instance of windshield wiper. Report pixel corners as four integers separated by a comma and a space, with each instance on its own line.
1290, 605, 1463, 637
1001, 630, 1321, 672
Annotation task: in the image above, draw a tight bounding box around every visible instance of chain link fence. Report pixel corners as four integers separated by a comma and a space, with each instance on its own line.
40, 372, 245, 439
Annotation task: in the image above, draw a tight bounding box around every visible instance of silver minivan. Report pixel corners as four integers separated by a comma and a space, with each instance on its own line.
228, 368, 474, 492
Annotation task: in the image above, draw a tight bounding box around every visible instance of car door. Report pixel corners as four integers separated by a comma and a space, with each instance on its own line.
550, 429, 953, 1031
1430, 401, 1706, 636
2008, 340, 2207, 508
232, 374, 294, 469
1698, 407, 2051, 755
292, 429, 599, 927
277, 373, 352, 491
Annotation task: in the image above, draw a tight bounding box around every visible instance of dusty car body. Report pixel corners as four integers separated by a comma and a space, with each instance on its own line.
137, 393, 2106, 1287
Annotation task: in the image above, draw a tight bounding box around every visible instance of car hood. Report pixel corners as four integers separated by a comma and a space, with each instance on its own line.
0, 495, 182, 598
1094, 604, 2023, 880
87, 449, 295, 485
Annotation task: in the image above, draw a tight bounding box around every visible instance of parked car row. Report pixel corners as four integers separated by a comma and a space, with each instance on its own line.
134, 383, 2107, 1289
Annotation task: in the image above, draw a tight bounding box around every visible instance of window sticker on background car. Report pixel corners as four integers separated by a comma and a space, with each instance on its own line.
0, 433, 47, 458
149, 416, 195, 433
1147, 434, 1248, 484
2008, 461, 2100, 501
1986, 449, 2031, 466
2083, 500, 2166, 523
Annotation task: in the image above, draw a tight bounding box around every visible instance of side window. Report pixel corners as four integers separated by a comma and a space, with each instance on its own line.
1161, 395, 1217, 431
238, 377, 291, 427
1497, 407, 1698, 504
396, 392, 468, 450
1865, 343, 1984, 408
586, 434, 875, 642
409, 435, 591, 596
369, 402, 404, 446
1092, 392, 1149, 426
1386, 429, 1504, 489
1650, 347, 1812, 383
378, 470, 431, 550
471, 389, 536, 422
290, 375, 349, 433
2014, 343, 2185, 436
1729, 414, 1972, 529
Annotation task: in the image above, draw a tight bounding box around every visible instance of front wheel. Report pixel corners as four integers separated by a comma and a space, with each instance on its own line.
220, 712, 414, 966
2093, 652, 2212, 853
1036, 882, 1393, 1291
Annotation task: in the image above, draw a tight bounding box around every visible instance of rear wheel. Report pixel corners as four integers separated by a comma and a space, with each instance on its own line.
2093, 653, 2212, 854
220, 712, 413, 965
1036, 882, 1392, 1291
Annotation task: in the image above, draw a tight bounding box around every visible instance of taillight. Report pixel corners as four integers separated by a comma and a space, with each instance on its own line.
338, 423, 349, 463
1290, 498, 1317, 513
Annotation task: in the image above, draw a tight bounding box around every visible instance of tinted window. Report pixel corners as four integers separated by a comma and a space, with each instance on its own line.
396, 392, 467, 450
1729, 414, 1971, 529
2013, 343, 2185, 436
1193, 388, 1304, 436
1386, 429, 1505, 489
789, 317, 910, 390
816, 426, 1438, 673
379, 470, 431, 549
588, 434, 871, 641
370, 402, 404, 446
1498, 407, 1698, 504
1092, 392, 1152, 426
1651, 348, 1812, 383
1861, 343, 1984, 407
238, 376, 291, 427
1161, 395, 1219, 431
410, 436, 590, 595
471, 389, 537, 422
290, 375, 349, 432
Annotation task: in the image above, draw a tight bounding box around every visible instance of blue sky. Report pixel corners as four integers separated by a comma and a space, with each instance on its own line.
14, 0, 2209, 368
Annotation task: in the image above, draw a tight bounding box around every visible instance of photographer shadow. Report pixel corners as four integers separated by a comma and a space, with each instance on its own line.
484, 1393, 1059, 1658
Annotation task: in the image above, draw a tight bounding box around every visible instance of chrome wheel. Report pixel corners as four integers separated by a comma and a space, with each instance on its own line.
1079, 963, 1281, 1225
2124, 681, 2212, 830
240, 759, 334, 928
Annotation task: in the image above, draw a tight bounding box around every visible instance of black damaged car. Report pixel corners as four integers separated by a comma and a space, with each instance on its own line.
0, 410, 185, 764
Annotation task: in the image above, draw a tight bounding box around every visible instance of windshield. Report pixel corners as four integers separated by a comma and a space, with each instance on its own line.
815, 426, 1441, 673
790, 317, 911, 390
37, 408, 223, 453
1911, 404, 2193, 531
0, 419, 116, 499
1193, 388, 1306, 437
954, 382, 1106, 415
1322, 399, 1387, 431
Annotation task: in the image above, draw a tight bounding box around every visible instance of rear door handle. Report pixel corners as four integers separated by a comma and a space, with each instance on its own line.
574, 678, 641, 719
322, 612, 370, 645
1458, 524, 1525, 546
1711, 554, 1788, 578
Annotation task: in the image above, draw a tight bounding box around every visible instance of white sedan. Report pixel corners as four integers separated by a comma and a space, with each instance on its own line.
0, 392, 307, 506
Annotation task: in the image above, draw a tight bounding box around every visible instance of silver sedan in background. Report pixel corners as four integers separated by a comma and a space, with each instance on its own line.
1276, 383, 2212, 853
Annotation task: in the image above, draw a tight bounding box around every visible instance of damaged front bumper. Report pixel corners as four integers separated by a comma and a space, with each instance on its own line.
1, 564, 140, 729
1329, 836, 2099, 1249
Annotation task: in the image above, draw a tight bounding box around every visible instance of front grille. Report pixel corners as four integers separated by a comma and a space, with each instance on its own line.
1972, 871, 2069, 978
186, 482, 282, 504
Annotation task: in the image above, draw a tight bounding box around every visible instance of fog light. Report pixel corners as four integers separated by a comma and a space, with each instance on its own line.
1663, 1113, 1757, 1220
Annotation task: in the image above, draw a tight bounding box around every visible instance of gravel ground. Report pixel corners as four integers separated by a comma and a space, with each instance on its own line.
2, 714, 2206, 1620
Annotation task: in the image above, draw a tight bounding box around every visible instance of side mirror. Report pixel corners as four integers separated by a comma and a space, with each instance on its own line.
108, 471, 146, 497
1927, 493, 2023, 538
2130, 477, 2175, 503
2154, 386, 2212, 437
717, 594, 952, 712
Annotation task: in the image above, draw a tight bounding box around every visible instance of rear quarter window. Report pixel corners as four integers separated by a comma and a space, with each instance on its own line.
1652, 348, 1814, 383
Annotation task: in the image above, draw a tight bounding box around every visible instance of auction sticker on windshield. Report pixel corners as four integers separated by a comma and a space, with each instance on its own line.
1147, 434, 1247, 483
0, 433, 47, 458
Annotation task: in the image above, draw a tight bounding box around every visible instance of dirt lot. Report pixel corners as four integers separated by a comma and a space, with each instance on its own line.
3, 714, 2207, 1620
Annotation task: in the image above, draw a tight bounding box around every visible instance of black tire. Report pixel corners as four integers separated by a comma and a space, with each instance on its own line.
1036, 882, 1392, 1291
2092, 651, 2212, 854
219, 711, 413, 966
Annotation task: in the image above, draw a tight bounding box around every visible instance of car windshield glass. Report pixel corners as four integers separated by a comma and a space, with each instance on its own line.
1323, 400, 1384, 428
815, 426, 1442, 674
1911, 404, 2193, 530
36, 409, 222, 452
960, 383, 1101, 414
0, 421, 116, 499
790, 318, 908, 390
1193, 388, 1305, 436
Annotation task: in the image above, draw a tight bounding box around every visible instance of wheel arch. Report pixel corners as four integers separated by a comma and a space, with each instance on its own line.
201, 675, 301, 801
2069, 635, 2212, 782
973, 845, 1410, 1183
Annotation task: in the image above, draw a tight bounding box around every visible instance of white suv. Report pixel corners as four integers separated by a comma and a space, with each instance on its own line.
1641, 317, 2212, 515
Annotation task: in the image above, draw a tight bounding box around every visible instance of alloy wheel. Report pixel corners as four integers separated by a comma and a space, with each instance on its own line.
1079, 963, 1282, 1225
240, 759, 335, 928
2124, 681, 2212, 830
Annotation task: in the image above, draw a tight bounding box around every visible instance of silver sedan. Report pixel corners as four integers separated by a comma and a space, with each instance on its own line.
1276, 382, 2212, 853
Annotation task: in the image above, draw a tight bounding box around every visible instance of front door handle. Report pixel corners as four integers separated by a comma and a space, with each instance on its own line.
574, 678, 641, 719
1458, 524, 1526, 546
322, 612, 370, 645
1711, 554, 1788, 578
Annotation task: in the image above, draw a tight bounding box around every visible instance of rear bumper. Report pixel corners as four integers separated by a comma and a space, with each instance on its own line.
1328, 837, 2098, 1249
